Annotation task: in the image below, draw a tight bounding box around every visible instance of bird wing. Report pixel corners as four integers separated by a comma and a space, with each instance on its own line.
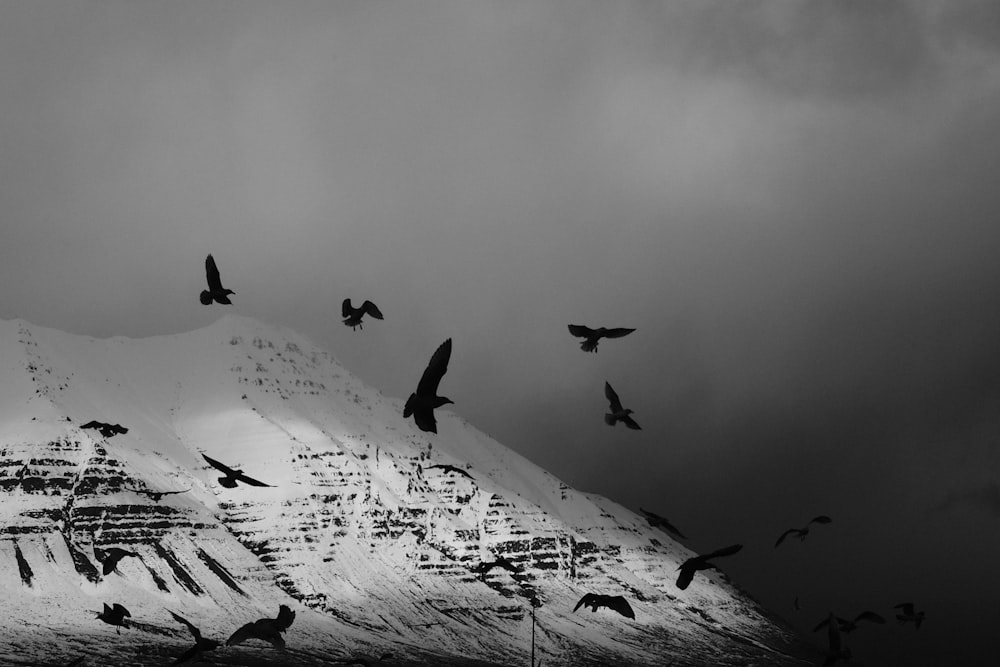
621, 415, 641, 430
172, 643, 202, 666
342, 298, 354, 318
226, 622, 257, 646
812, 617, 830, 632
234, 470, 273, 487
855, 611, 885, 624
205, 254, 224, 291
894, 603, 914, 614
568, 324, 594, 339
607, 596, 635, 619
675, 564, 695, 590
412, 408, 438, 433
703, 543, 743, 561
161, 488, 191, 496
275, 604, 295, 631
601, 327, 635, 339
168, 610, 202, 641
604, 382, 624, 412
202, 454, 236, 476
112, 603, 131, 618
774, 529, 799, 548
362, 300, 384, 319
826, 613, 842, 652
416, 339, 452, 396
573, 593, 596, 612
809, 515, 833, 526
81, 421, 101, 429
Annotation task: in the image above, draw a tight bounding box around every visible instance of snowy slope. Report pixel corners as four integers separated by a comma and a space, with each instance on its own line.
0, 315, 814, 666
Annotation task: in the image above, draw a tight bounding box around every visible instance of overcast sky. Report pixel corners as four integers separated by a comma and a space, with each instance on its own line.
3, 2, 1000, 664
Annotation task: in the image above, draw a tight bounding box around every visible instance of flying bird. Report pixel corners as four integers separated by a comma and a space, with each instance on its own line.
227, 604, 296, 648
427, 464, 474, 480
126, 487, 190, 502
81, 421, 128, 438
676, 544, 743, 590
342, 299, 384, 330
95, 603, 130, 634
202, 453, 273, 489
336, 654, 394, 666
94, 546, 138, 576
894, 603, 925, 629
572, 593, 635, 619
822, 612, 852, 666
567, 324, 635, 353
774, 515, 832, 548
200, 254, 235, 305
813, 611, 886, 634
474, 555, 523, 576
403, 339, 453, 434
168, 610, 221, 665
639, 508, 686, 539
604, 382, 641, 430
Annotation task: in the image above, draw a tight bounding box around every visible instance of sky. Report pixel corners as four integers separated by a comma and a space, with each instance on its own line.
2, 1, 1000, 664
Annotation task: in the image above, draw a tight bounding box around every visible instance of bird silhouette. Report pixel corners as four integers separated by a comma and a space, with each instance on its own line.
336, 654, 394, 666
226, 604, 296, 648
567, 324, 635, 353
95, 603, 130, 634
403, 338, 453, 434
572, 593, 635, 619
200, 254, 235, 305
81, 421, 128, 438
676, 544, 743, 590
822, 612, 852, 666
168, 610, 221, 665
342, 299, 384, 330
813, 611, 885, 633
894, 603, 925, 629
473, 555, 523, 575
774, 515, 832, 548
639, 508, 686, 539
94, 546, 138, 576
427, 463, 474, 480
202, 453, 273, 488
604, 382, 641, 430
126, 487, 190, 502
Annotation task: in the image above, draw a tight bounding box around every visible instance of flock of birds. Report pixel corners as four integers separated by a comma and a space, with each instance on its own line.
37, 254, 926, 665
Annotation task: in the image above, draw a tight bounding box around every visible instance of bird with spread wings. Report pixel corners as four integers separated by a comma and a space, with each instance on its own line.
403, 339, 453, 433
774, 515, 832, 548
676, 544, 743, 590
567, 324, 635, 353
202, 453, 273, 489
572, 593, 635, 619
167, 610, 221, 665
342, 298, 384, 330
226, 604, 296, 648
199, 254, 235, 305
604, 382, 641, 430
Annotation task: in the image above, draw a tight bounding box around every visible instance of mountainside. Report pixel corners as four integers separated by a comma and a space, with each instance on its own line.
0, 315, 814, 666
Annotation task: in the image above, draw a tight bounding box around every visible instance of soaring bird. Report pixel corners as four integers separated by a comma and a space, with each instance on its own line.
604, 382, 641, 430
427, 464, 474, 480
567, 324, 635, 353
168, 610, 221, 665
894, 603, 925, 629
227, 604, 296, 648
342, 299, 384, 330
81, 421, 128, 438
94, 546, 138, 576
572, 593, 635, 619
474, 555, 523, 576
813, 611, 886, 634
403, 339, 453, 434
337, 653, 394, 666
95, 603, 130, 634
639, 508, 686, 539
676, 544, 743, 590
126, 487, 190, 502
202, 454, 273, 489
200, 254, 235, 305
774, 515, 832, 548
822, 612, 852, 666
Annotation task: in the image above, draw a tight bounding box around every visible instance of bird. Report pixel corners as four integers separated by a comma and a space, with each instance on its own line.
894, 603, 925, 629
774, 515, 832, 548
822, 612, 852, 666
336, 654, 394, 666
676, 544, 743, 590
126, 486, 190, 502
202, 453, 273, 488
813, 611, 885, 633
403, 338, 453, 433
604, 382, 641, 430
167, 610, 221, 665
572, 593, 635, 619
342, 299, 384, 330
474, 555, 523, 575
226, 604, 296, 648
94, 546, 138, 576
567, 324, 635, 353
427, 464, 474, 480
200, 254, 235, 305
81, 421, 128, 438
95, 603, 130, 634
639, 508, 686, 539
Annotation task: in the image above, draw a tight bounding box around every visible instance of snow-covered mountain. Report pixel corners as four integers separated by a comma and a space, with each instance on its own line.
0, 315, 814, 666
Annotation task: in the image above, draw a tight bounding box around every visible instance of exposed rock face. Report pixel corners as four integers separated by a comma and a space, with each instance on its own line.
0, 316, 813, 665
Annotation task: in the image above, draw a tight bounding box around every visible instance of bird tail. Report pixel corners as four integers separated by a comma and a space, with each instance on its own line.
604, 413, 616, 426
581, 340, 597, 352
199, 291, 212, 305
